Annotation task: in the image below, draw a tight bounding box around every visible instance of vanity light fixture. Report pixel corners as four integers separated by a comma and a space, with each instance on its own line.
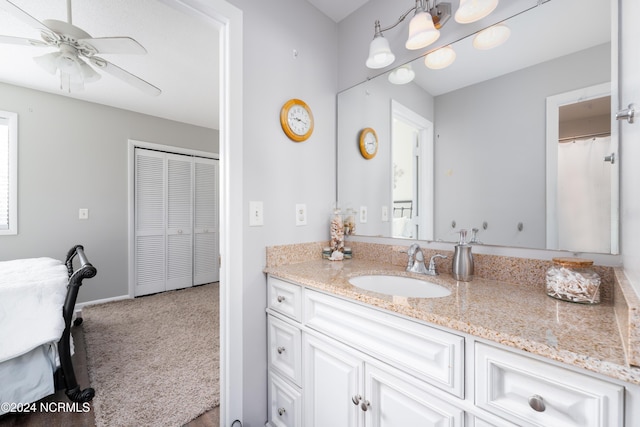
472, 24, 510, 50
424, 45, 456, 69
388, 64, 416, 84
455, 0, 499, 24
366, 0, 499, 69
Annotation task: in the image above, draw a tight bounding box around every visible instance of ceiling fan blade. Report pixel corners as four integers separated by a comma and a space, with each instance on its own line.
0, 0, 50, 31
0, 34, 47, 47
89, 57, 161, 97
79, 37, 147, 55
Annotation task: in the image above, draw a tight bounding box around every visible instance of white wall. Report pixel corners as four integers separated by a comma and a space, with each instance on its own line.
0, 82, 218, 303
228, 0, 338, 424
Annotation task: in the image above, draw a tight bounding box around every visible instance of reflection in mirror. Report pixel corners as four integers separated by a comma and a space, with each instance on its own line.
337, 0, 618, 254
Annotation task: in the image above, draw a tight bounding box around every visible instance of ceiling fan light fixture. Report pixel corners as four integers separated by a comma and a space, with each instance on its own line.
455, 0, 499, 24
405, 9, 440, 50
33, 52, 61, 75
473, 24, 510, 50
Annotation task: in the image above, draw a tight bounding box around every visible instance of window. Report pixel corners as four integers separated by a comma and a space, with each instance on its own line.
0, 111, 17, 235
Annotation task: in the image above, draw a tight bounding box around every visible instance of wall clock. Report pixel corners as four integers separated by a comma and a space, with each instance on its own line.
280, 98, 314, 142
359, 127, 378, 159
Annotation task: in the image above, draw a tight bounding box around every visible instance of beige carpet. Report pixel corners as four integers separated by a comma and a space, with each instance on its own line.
82, 283, 219, 427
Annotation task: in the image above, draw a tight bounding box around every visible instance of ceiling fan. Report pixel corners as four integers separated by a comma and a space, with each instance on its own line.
0, 0, 161, 96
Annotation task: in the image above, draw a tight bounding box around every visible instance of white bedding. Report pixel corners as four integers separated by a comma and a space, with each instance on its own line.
0, 257, 68, 363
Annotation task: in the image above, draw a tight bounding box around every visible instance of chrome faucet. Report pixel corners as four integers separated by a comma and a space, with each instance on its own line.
406, 244, 447, 276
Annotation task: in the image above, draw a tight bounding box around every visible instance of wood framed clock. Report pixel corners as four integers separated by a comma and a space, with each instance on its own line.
359, 127, 378, 159
280, 98, 314, 142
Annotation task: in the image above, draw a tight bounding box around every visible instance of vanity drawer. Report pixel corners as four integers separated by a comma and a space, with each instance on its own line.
268, 371, 302, 427
268, 315, 302, 386
475, 342, 623, 427
268, 276, 302, 322
304, 289, 464, 398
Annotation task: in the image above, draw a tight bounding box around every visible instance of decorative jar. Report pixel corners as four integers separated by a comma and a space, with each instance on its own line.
546, 257, 600, 304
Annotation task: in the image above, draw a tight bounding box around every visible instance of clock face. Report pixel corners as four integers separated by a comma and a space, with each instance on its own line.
363, 132, 377, 154
359, 128, 378, 159
280, 99, 314, 142
287, 105, 311, 136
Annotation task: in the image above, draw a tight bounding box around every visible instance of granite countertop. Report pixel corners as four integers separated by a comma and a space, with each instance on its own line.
265, 258, 640, 386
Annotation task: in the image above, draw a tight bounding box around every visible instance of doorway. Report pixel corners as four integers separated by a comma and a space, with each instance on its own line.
546, 82, 618, 253
391, 100, 434, 241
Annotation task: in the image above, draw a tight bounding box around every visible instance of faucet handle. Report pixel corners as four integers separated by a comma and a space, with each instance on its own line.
428, 254, 447, 272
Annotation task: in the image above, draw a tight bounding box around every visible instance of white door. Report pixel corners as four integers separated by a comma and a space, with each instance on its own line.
193, 157, 219, 285
365, 363, 464, 427
134, 149, 166, 296
166, 154, 193, 291
304, 334, 363, 427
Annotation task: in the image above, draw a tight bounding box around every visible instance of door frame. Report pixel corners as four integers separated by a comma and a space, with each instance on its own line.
545, 82, 618, 253
391, 100, 434, 241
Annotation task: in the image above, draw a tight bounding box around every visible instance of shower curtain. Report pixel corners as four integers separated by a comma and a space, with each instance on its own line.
556, 136, 611, 253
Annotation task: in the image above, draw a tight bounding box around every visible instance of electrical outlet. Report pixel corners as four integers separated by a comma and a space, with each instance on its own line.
249, 201, 264, 226
78, 208, 89, 220
295, 204, 307, 226
359, 206, 368, 223
381, 205, 389, 222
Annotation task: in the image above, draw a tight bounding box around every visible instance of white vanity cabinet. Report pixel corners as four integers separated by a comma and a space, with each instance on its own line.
303, 333, 463, 427
266, 274, 632, 427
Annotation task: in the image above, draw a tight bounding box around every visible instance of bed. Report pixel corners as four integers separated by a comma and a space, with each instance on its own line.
0, 245, 96, 414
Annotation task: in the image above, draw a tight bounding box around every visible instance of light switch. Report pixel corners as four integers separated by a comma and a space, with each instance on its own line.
295, 203, 307, 226
249, 201, 264, 226
79, 208, 89, 220
381, 205, 389, 222
360, 206, 368, 223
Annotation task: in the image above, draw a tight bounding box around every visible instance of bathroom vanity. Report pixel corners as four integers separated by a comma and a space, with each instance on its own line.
264, 250, 640, 427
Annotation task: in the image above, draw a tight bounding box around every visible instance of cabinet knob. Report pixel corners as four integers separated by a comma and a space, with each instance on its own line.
528, 394, 546, 412
277, 295, 286, 303
277, 346, 286, 354
277, 407, 286, 416
360, 400, 371, 412
351, 395, 362, 405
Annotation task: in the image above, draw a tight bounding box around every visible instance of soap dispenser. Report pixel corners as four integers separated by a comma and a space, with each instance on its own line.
452, 229, 474, 282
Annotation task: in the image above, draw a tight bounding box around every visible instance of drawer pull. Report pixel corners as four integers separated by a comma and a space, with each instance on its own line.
352, 395, 362, 405
528, 394, 546, 412
277, 407, 286, 416
277, 346, 286, 354
360, 400, 371, 412
277, 295, 286, 303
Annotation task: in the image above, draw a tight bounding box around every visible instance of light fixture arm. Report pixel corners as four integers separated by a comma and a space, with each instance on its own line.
374, 0, 428, 36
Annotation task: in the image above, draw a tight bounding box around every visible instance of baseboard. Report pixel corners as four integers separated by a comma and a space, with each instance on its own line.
74, 294, 132, 318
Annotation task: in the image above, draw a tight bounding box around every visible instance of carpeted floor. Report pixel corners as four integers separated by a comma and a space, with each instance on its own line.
82, 283, 219, 427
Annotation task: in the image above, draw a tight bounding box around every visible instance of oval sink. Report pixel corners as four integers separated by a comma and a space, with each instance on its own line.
348, 275, 451, 298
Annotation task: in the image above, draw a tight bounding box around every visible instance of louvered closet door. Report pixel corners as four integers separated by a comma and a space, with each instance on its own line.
166, 153, 193, 291
193, 158, 219, 285
134, 149, 166, 296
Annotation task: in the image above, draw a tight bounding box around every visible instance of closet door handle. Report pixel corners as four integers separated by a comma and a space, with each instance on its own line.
277, 407, 286, 416
277, 346, 286, 354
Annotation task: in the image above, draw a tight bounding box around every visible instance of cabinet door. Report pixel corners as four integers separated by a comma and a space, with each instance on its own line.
304, 334, 363, 427
193, 157, 219, 285
166, 154, 193, 290
365, 363, 464, 427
